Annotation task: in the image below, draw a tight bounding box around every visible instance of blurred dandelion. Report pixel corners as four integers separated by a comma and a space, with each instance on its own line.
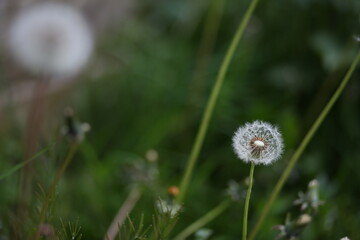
156, 199, 182, 218
10, 4, 93, 228
8, 2, 93, 77
232, 120, 284, 165
294, 179, 323, 213
61, 107, 90, 143
273, 179, 323, 240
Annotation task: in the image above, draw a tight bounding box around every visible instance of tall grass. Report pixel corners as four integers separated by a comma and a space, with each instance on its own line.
249, 49, 360, 240
177, 0, 261, 204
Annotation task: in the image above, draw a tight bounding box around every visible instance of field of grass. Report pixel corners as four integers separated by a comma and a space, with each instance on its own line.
1, 0, 360, 239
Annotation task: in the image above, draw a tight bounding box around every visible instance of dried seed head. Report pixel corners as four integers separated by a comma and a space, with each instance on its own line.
232, 120, 284, 165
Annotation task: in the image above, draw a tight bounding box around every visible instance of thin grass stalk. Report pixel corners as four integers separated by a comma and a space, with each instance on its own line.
242, 162, 255, 240
188, 0, 226, 107
177, 0, 261, 204
249, 49, 360, 240
172, 199, 231, 240
33, 143, 78, 240
0, 147, 49, 181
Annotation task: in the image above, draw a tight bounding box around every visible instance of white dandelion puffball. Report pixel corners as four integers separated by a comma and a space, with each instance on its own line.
232, 120, 284, 165
8, 2, 93, 77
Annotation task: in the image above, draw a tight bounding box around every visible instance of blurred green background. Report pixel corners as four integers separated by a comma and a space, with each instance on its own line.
1, 0, 360, 239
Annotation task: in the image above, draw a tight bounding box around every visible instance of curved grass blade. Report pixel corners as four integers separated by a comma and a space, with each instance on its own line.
0, 147, 49, 181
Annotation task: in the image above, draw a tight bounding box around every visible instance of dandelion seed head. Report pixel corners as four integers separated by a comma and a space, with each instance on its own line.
232, 120, 284, 165
8, 2, 93, 77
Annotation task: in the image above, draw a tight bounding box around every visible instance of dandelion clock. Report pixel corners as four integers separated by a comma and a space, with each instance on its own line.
6, 3, 94, 219
8, 2, 93, 77
232, 120, 284, 165
232, 120, 284, 240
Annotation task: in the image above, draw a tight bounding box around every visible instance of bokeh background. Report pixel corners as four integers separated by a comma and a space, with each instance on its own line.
1, 0, 360, 239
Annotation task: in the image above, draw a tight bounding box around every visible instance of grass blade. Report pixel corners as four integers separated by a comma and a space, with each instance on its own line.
0, 147, 49, 181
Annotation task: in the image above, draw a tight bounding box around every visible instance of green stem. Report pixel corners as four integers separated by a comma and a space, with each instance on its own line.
33, 143, 78, 240
188, 0, 226, 106
243, 162, 255, 240
0, 147, 49, 181
249, 49, 360, 240
177, 0, 261, 204
172, 200, 231, 240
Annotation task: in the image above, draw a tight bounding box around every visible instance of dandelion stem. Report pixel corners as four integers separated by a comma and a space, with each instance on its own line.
34, 143, 78, 240
177, 0, 260, 204
16, 78, 49, 239
243, 162, 255, 240
104, 186, 142, 240
172, 199, 231, 240
249, 49, 360, 240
